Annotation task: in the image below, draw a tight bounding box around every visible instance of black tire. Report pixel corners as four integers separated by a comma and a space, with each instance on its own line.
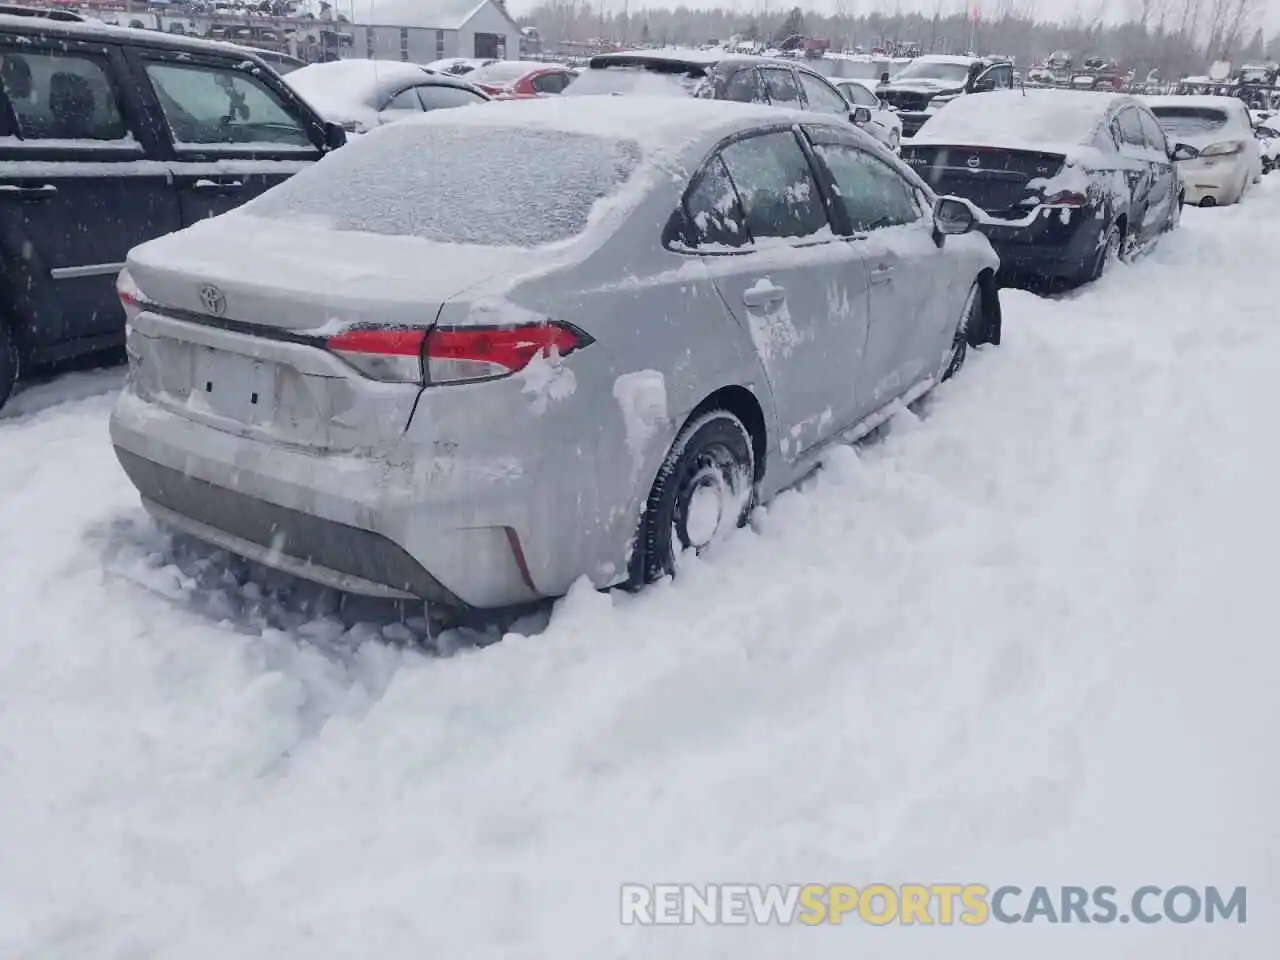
942, 283, 981, 382
631, 409, 755, 585
0, 321, 18, 414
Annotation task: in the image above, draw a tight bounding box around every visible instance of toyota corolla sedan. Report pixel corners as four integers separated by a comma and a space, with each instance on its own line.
110, 97, 1001, 614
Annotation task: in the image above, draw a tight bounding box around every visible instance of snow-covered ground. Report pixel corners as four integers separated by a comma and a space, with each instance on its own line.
2, 187, 1278, 958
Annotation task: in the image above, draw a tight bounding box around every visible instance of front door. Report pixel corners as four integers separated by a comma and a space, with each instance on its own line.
126, 50, 322, 227
692, 128, 872, 459
805, 133, 960, 413
0, 39, 180, 355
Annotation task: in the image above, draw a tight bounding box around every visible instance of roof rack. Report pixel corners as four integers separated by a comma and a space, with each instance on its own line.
0, 4, 85, 21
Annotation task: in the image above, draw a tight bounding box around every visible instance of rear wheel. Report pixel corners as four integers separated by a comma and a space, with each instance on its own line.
0, 320, 18, 414
632, 410, 755, 585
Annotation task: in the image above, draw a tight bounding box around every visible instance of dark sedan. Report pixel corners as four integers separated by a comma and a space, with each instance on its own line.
900, 90, 1198, 289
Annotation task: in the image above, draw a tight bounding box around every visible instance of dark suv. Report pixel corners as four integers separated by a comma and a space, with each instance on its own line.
0, 8, 345, 410
564, 50, 876, 129
877, 55, 1015, 137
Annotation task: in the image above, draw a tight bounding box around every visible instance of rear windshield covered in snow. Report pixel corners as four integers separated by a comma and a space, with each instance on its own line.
1149, 106, 1229, 136
242, 122, 642, 247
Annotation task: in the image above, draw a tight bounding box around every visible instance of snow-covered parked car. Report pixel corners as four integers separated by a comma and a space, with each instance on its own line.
876, 54, 1015, 138
109, 97, 1001, 615
901, 90, 1191, 289
1144, 95, 1263, 207
284, 59, 490, 134
1253, 119, 1279, 173
835, 77, 904, 151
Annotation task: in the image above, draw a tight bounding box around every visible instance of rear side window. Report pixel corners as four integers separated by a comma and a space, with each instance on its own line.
144, 61, 314, 149
813, 142, 921, 232
797, 71, 849, 115
760, 67, 802, 106
383, 88, 424, 113
0, 50, 127, 141
683, 155, 747, 248
243, 123, 641, 247
718, 130, 828, 240
531, 72, 569, 94
723, 66, 764, 103
417, 85, 487, 109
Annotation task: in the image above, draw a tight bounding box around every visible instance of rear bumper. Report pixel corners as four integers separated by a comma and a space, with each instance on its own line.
1178, 158, 1245, 203
109, 391, 542, 611
979, 205, 1107, 283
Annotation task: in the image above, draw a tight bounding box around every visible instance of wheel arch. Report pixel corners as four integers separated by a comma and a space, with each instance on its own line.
686, 384, 768, 485
970, 268, 1001, 346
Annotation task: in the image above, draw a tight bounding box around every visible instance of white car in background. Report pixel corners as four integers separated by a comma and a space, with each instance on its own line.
1254, 119, 1280, 173
1145, 95, 1263, 206
285, 59, 491, 135
835, 77, 903, 151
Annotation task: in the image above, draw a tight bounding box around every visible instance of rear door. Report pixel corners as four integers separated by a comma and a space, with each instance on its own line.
1113, 106, 1155, 242
689, 127, 873, 458
0, 37, 180, 355
1137, 106, 1177, 232
759, 65, 805, 109
125, 48, 324, 226
807, 129, 960, 412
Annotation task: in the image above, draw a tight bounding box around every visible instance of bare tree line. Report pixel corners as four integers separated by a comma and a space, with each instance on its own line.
530, 0, 1273, 79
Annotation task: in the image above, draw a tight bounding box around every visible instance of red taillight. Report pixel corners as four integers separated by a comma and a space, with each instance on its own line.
116, 268, 151, 323
424, 323, 589, 385
1043, 190, 1088, 207
326, 328, 426, 383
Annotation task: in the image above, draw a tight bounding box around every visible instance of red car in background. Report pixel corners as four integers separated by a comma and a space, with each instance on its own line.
465, 60, 577, 97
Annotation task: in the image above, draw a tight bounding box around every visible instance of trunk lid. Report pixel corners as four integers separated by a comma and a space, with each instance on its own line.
901, 145, 1068, 219
124, 216, 532, 452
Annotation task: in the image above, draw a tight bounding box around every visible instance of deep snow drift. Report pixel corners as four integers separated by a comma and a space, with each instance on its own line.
2, 187, 1278, 959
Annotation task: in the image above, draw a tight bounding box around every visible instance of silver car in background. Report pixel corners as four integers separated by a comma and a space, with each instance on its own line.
110, 97, 1001, 614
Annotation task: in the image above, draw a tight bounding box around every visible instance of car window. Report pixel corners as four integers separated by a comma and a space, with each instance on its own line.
0, 50, 127, 141
723, 66, 764, 103
682, 155, 748, 248
144, 61, 314, 149
841, 82, 878, 107
987, 65, 1013, 89
1138, 109, 1168, 154
717, 129, 828, 241
383, 87, 424, 112
1117, 108, 1145, 148
417, 84, 488, 110
797, 71, 848, 114
812, 141, 921, 232
531, 72, 567, 94
760, 67, 802, 106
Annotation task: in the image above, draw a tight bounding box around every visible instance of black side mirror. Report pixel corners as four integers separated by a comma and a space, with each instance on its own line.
880, 71, 890, 84
322, 120, 347, 150
1170, 142, 1199, 161
970, 77, 995, 93
933, 196, 978, 237
850, 106, 872, 126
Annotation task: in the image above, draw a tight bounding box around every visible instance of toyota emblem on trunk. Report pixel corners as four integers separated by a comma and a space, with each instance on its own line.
200, 284, 227, 316
967, 154, 981, 168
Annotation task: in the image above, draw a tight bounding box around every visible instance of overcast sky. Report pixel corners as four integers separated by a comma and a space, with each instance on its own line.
508, 0, 1280, 38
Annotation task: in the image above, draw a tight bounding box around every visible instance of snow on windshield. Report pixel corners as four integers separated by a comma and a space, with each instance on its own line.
242, 122, 642, 247
892, 59, 971, 84
564, 65, 705, 98
1149, 106, 1229, 137
468, 61, 539, 85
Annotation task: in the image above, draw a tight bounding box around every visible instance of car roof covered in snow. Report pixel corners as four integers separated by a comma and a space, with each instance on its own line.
909, 89, 1125, 154
393, 93, 835, 155
285, 59, 473, 113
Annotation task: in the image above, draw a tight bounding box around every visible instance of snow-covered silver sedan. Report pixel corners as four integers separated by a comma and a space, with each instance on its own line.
110, 97, 1001, 614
